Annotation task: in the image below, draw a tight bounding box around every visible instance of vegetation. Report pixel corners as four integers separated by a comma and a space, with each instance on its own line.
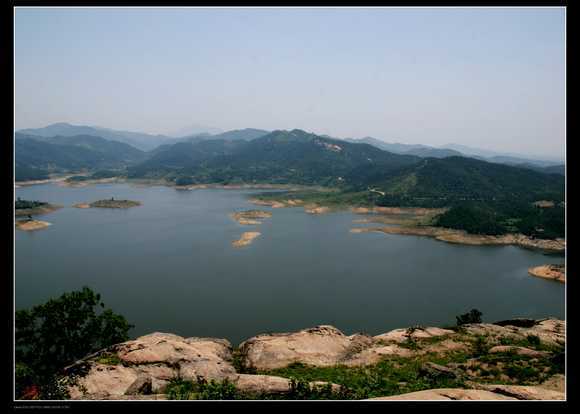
66, 170, 121, 182
435, 202, 565, 238
89, 199, 141, 208
456, 309, 483, 325
15, 164, 50, 181
15, 198, 48, 210
15, 133, 145, 175
166, 377, 242, 400
16, 128, 564, 239
15, 287, 133, 399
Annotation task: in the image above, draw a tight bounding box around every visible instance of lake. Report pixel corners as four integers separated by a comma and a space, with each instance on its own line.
15, 183, 565, 345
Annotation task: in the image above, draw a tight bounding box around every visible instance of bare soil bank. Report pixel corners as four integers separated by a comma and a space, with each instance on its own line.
230, 210, 272, 225
16, 219, 52, 231
351, 226, 565, 252
529, 265, 565, 283
232, 232, 261, 247
15, 204, 61, 217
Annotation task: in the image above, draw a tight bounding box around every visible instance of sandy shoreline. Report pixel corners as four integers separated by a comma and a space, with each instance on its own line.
350, 226, 565, 252
232, 231, 261, 247
16, 219, 52, 231
15, 204, 62, 217
528, 265, 565, 283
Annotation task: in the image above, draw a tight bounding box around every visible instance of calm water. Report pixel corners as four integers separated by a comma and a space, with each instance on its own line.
15, 183, 565, 345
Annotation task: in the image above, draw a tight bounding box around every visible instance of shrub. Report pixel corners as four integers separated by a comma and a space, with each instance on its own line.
456, 309, 483, 326
15, 287, 133, 399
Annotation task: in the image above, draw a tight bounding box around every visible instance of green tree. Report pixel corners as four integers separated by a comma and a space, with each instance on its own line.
15, 287, 133, 399
456, 309, 483, 326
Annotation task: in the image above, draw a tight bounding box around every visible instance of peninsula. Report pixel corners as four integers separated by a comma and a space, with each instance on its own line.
529, 264, 565, 283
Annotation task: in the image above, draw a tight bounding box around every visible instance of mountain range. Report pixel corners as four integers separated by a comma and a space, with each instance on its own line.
14, 124, 565, 202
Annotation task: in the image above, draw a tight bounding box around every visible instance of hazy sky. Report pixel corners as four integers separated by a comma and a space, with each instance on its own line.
15, 7, 565, 159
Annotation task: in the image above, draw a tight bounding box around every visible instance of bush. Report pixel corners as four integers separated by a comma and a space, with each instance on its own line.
456, 309, 483, 326
15, 287, 133, 399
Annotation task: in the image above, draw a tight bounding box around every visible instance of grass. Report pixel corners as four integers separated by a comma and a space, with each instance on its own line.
165, 334, 564, 400
93, 353, 122, 365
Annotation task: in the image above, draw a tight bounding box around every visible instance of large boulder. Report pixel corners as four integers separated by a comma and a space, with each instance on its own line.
66, 332, 236, 399
238, 325, 375, 371
374, 327, 454, 343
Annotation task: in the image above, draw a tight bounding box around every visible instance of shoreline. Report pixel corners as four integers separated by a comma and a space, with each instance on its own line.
350, 225, 565, 252
528, 265, 565, 283
16, 179, 565, 252
230, 210, 272, 225
15, 203, 62, 217
15, 219, 52, 231
232, 231, 261, 247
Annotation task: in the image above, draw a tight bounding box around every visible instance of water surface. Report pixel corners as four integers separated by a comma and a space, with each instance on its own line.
15, 183, 565, 345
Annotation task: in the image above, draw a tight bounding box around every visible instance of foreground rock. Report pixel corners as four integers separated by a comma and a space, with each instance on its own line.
367, 388, 518, 400
65, 333, 236, 399
59, 318, 565, 400
529, 264, 565, 283
462, 318, 565, 347
15, 219, 52, 231
232, 232, 261, 247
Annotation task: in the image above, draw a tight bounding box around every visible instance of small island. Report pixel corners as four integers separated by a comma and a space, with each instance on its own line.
528, 264, 565, 283
15, 198, 61, 217
16, 219, 52, 231
230, 210, 272, 225
232, 232, 261, 247
74, 198, 141, 209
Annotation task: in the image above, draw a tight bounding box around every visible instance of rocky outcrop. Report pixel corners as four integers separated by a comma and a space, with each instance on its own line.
61, 319, 565, 400
462, 318, 565, 347
367, 388, 519, 400
239, 326, 367, 371
66, 333, 236, 399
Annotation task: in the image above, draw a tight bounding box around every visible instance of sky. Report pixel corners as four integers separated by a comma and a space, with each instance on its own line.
15, 7, 565, 160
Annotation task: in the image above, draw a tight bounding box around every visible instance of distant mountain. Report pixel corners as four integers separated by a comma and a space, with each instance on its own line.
345, 137, 461, 159
166, 124, 223, 137
510, 163, 565, 176
149, 128, 270, 154
17, 123, 171, 151
344, 137, 427, 154
128, 129, 420, 186
441, 143, 563, 166
15, 133, 146, 180
401, 147, 463, 159
212, 128, 270, 142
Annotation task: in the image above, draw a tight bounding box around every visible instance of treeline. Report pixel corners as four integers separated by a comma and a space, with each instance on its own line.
434, 201, 565, 238
15, 199, 48, 210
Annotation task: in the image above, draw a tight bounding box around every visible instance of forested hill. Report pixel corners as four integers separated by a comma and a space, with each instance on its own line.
127, 129, 421, 186
368, 156, 565, 208
15, 133, 146, 181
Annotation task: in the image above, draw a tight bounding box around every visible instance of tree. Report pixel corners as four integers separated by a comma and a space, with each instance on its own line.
15, 287, 133, 399
456, 309, 483, 326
